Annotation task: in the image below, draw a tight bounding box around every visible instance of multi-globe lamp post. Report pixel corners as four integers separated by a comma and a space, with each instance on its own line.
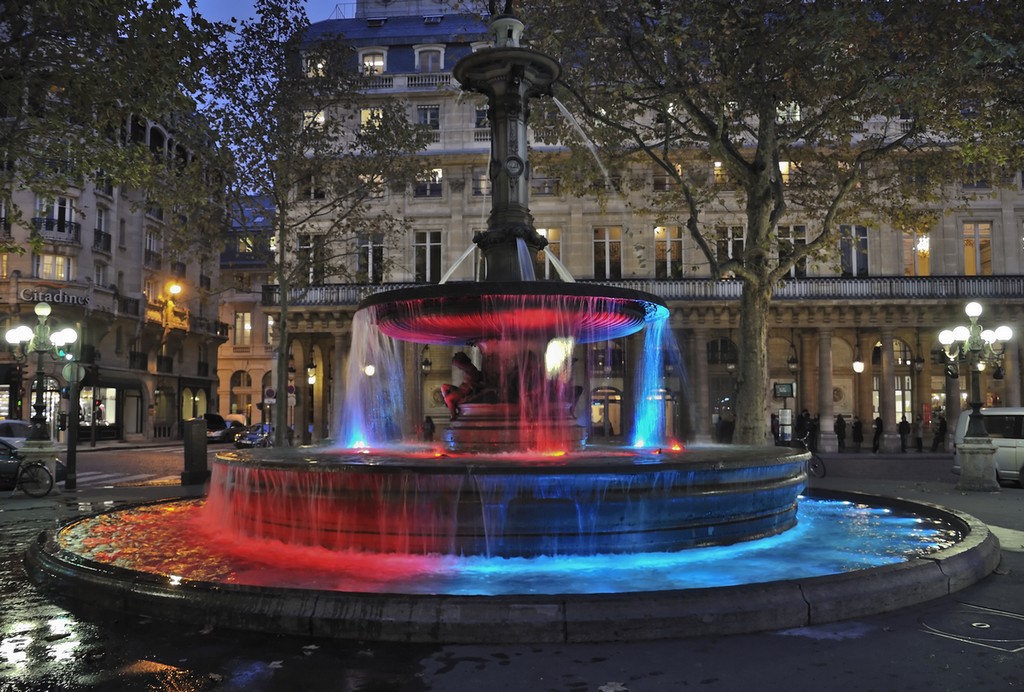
938, 301, 1012, 490
5, 301, 78, 484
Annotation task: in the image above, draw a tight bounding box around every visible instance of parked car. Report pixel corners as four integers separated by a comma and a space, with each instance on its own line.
209, 419, 246, 444
234, 423, 273, 448
0, 419, 32, 447
0, 438, 65, 489
952, 407, 1024, 487
201, 413, 246, 444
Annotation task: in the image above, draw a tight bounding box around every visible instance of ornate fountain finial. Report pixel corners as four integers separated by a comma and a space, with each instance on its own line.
489, 0, 523, 49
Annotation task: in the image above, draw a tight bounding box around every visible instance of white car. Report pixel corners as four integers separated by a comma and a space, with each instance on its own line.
952, 407, 1024, 487
0, 419, 32, 448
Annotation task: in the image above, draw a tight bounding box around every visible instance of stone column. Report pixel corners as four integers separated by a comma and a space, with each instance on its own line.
854, 330, 873, 452
817, 328, 837, 452
799, 330, 816, 416
691, 327, 711, 443
879, 328, 900, 453
1002, 341, 1021, 407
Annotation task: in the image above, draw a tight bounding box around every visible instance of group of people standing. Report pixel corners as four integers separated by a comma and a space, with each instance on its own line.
819, 411, 949, 453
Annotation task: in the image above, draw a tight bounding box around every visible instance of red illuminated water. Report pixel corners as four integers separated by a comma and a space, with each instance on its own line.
54, 496, 960, 595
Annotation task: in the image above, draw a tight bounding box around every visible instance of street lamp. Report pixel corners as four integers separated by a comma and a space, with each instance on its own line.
938, 301, 1012, 439
4, 301, 78, 443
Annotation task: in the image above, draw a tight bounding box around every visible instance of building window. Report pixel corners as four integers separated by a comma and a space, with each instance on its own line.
536, 227, 561, 279
298, 234, 325, 283
417, 48, 442, 73
902, 231, 929, 276
94, 262, 107, 286
962, 221, 992, 276
777, 224, 807, 278
417, 105, 439, 129
713, 161, 732, 187
302, 109, 325, 130
233, 311, 252, 346
36, 195, 74, 224
474, 107, 489, 129
237, 235, 256, 254
841, 224, 869, 277
655, 225, 684, 279
962, 163, 990, 190
34, 254, 72, 280
593, 226, 622, 280
778, 161, 799, 185
414, 230, 442, 283
265, 315, 275, 346
777, 102, 801, 123
357, 233, 385, 284
300, 176, 326, 200
303, 53, 327, 78
360, 108, 383, 131
715, 225, 744, 276
361, 51, 385, 75
414, 168, 443, 198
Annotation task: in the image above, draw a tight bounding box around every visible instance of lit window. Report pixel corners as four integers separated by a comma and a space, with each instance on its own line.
593, 227, 622, 280
35, 253, 72, 280
536, 227, 561, 279
362, 52, 385, 75
963, 221, 992, 276
234, 312, 252, 346
655, 225, 684, 279
360, 108, 383, 131
303, 109, 325, 130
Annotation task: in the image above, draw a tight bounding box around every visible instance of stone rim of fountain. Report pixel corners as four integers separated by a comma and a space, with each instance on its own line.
24, 489, 999, 643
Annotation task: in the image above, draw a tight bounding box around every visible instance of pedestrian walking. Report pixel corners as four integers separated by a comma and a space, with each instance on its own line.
872, 415, 883, 453
913, 415, 924, 453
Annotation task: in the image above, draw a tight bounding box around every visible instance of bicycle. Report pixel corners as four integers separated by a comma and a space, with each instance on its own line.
7, 456, 55, 497
794, 435, 826, 478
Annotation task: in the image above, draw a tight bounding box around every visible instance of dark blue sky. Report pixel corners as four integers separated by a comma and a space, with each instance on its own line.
194, 1, 355, 24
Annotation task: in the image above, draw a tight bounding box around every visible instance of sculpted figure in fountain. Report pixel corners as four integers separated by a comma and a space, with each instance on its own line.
441, 352, 486, 420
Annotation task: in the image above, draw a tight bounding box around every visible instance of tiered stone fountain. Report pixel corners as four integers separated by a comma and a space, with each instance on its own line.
23, 7, 997, 644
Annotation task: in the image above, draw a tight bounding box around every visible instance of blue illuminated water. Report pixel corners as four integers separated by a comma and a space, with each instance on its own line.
218, 497, 960, 595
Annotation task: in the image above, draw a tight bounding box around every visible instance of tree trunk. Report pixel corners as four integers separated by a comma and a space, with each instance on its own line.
732, 280, 772, 445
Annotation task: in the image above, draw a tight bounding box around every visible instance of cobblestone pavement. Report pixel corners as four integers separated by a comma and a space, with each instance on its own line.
0, 452, 1022, 691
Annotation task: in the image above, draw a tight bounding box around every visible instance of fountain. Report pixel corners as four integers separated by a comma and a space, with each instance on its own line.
23, 6, 999, 643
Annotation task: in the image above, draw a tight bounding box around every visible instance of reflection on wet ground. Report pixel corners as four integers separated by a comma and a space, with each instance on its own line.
0, 500, 431, 692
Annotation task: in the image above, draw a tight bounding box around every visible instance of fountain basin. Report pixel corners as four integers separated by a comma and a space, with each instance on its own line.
359, 282, 668, 346
23, 489, 998, 643
203, 445, 807, 557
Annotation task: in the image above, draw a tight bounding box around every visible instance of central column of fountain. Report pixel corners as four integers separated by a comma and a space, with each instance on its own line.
453, 11, 559, 282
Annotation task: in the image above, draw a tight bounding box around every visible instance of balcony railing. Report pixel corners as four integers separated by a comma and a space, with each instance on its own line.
128, 351, 149, 370
93, 229, 112, 253
261, 276, 1024, 308
31, 217, 82, 243
360, 72, 452, 92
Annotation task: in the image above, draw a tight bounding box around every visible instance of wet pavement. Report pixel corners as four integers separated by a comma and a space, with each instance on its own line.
1, 450, 1022, 691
